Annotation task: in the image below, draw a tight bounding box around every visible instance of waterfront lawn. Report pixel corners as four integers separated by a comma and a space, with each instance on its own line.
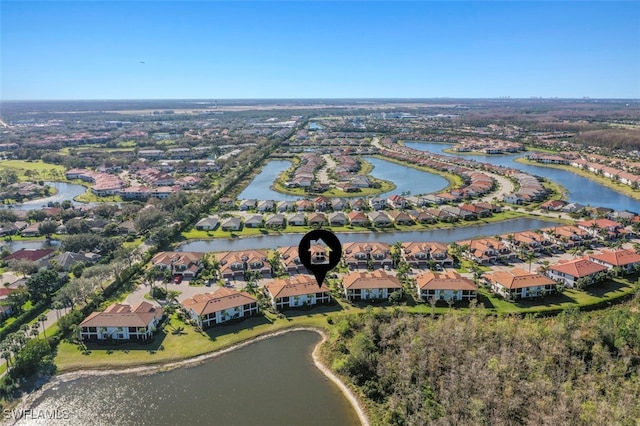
55, 311, 334, 372
54, 277, 639, 372
74, 190, 122, 203
180, 210, 554, 241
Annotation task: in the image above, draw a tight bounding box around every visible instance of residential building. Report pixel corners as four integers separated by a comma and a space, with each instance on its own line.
484, 268, 556, 299
547, 258, 608, 288
181, 287, 258, 329
457, 238, 515, 264
416, 270, 477, 301
342, 242, 392, 270
342, 269, 402, 301
79, 302, 164, 342
215, 250, 271, 279
151, 251, 204, 279
589, 249, 640, 274
265, 275, 331, 310
195, 216, 219, 231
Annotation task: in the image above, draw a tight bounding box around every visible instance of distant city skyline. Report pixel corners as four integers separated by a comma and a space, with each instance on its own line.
2, 1, 639, 100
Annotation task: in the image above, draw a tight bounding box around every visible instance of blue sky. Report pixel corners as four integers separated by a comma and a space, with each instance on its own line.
2, 1, 639, 100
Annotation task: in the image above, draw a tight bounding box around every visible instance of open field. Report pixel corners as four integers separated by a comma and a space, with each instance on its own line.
0, 160, 66, 181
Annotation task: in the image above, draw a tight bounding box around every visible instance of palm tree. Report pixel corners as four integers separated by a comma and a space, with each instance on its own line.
30, 324, 40, 339
391, 241, 403, 268
52, 300, 64, 320
38, 314, 48, 339
522, 251, 536, 273
1, 344, 12, 370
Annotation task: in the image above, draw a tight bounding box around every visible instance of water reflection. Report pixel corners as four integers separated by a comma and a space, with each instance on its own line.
180, 218, 559, 252
2, 182, 88, 211
404, 141, 640, 212
17, 331, 359, 426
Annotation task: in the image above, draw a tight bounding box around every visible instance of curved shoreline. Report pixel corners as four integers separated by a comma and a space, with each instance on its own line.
13, 328, 369, 426
515, 157, 640, 201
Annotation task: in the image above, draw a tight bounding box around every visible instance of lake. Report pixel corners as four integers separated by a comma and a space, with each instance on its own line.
365, 156, 448, 197
14, 331, 360, 426
404, 141, 640, 212
3, 182, 88, 211
236, 158, 449, 202
180, 218, 559, 252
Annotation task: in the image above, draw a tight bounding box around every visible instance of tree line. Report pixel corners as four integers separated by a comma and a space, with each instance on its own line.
322, 297, 640, 425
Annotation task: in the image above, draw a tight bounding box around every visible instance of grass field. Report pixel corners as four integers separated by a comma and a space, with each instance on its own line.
0, 160, 66, 181
55, 308, 336, 372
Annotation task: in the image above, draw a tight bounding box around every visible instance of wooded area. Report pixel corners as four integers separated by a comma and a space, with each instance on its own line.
323, 298, 640, 425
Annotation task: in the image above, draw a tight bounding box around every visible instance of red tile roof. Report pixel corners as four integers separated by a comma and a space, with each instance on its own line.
342, 269, 402, 290
265, 275, 329, 299
549, 258, 607, 278
589, 249, 640, 267
416, 270, 477, 291
484, 268, 556, 289
181, 287, 257, 316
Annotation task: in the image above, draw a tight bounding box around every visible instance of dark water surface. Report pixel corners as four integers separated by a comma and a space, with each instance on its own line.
16, 331, 360, 426
180, 218, 560, 252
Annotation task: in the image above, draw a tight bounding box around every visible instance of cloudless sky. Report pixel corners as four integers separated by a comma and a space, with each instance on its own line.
1, 1, 639, 100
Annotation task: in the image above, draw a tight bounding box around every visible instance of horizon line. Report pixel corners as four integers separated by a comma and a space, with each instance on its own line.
2, 97, 639, 102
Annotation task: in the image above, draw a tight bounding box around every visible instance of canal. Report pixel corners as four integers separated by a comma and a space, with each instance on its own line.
15, 331, 360, 426
180, 218, 560, 252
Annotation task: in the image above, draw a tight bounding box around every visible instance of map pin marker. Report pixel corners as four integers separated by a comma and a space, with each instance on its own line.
298, 229, 342, 288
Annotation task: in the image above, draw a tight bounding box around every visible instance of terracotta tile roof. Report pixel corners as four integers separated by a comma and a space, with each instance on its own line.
342, 269, 402, 290
577, 218, 622, 229
416, 270, 477, 291
181, 287, 257, 316
484, 268, 555, 289
589, 249, 640, 267
549, 259, 607, 278
265, 275, 329, 299
80, 302, 163, 328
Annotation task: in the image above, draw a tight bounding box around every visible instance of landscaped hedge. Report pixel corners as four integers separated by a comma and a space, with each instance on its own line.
0, 300, 48, 343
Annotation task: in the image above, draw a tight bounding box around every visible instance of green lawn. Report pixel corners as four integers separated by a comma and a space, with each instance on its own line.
53, 275, 639, 372
55, 308, 337, 372
0, 160, 66, 181
181, 210, 558, 241
74, 190, 122, 203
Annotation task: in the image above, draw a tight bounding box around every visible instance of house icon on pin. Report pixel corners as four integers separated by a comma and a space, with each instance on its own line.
309, 239, 331, 265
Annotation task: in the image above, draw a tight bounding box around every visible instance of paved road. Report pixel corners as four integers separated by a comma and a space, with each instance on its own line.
479, 172, 514, 203
317, 154, 336, 185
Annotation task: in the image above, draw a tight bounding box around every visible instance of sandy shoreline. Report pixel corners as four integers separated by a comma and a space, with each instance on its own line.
12, 328, 369, 426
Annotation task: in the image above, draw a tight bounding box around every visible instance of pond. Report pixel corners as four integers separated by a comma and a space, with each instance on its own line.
237, 160, 299, 201
236, 157, 450, 202
14, 331, 360, 426
2, 182, 88, 211
179, 218, 560, 252
404, 141, 640, 212
365, 156, 449, 197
